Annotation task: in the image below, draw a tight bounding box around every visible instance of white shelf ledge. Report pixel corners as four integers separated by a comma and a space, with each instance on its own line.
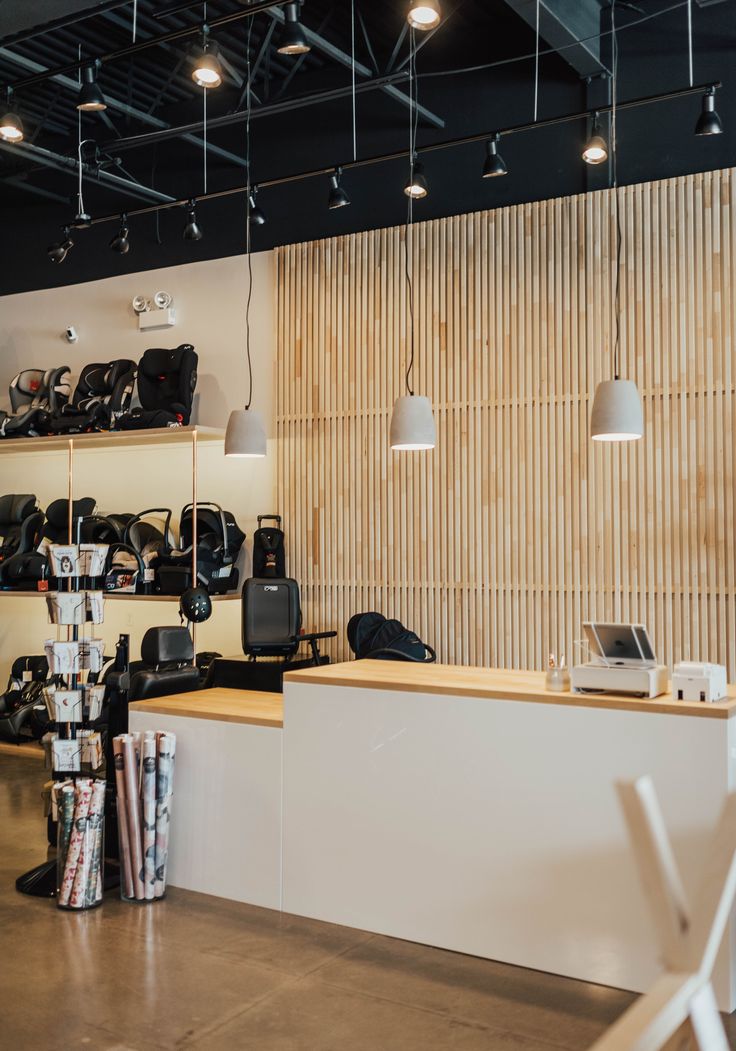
0, 425, 224, 454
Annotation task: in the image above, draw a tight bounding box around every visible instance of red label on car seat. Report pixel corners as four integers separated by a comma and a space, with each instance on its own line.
29, 380, 40, 392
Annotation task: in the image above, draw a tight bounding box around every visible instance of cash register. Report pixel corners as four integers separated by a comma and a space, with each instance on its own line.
571, 622, 669, 698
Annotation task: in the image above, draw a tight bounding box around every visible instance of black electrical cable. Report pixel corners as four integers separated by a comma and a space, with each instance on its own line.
612, 0, 621, 381
245, 15, 254, 412
404, 28, 419, 397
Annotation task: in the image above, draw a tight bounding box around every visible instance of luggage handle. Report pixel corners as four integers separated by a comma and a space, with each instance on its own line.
257, 514, 281, 528
181, 502, 229, 562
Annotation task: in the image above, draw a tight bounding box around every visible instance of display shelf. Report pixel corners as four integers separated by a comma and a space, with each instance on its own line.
0, 425, 224, 454
0, 591, 240, 601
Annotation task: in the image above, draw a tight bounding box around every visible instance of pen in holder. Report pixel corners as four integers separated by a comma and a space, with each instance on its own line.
545, 653, 570, 692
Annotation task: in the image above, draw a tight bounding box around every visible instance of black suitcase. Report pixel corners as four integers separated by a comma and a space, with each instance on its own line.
241, 577, 301, 657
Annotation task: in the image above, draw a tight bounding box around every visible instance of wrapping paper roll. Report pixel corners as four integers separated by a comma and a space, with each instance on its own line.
142, 734, 157, 901
112, 738, 135, 899
80, 780, 106, 908
58, 783, 76, 864
121, 735, 145, 899
154, 733, 176, 898
58, 779, 93, 907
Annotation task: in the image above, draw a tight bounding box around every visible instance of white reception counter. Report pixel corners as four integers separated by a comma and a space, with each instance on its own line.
131, 662, 736, 1011
281, 662, 736, 1012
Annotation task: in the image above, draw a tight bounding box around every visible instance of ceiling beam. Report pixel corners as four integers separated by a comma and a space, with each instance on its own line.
0, 46, 247, 170
102, 72, 422, 154
2, 174, 69, 204
502, 0, 609, 78
0, 139, 176, 206
266, 7, 445, 128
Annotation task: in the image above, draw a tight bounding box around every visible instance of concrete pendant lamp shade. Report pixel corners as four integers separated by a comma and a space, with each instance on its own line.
225, 408, 267, 457
590, 379, 643, 442
390, 395, 436, 451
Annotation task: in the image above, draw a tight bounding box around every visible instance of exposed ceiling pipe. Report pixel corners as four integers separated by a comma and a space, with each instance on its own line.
0, 139, 176, 206
0, 46, 247, 170
0, 0, 133, 49
8, 0, 290, 91
102, 71, 417, 154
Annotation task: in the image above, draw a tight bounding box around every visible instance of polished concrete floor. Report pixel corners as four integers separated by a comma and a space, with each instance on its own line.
0, 751, 730, 1051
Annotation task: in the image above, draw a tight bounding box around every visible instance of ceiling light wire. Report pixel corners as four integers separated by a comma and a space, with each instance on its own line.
203, 84, 207, 193
245, 14, 254, 411
687, 0, 693, 87
405, 28, 418, 397
611, 0, 621, 382
132, 0, 138, 42
533, 0, 540, 123
351, 0, 357, 162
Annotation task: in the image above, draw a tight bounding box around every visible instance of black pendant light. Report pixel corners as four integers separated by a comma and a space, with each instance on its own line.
248, 185, 266, 226
192, 28, 223, 89
48, 227, 74, 264
695, 86, 723, 136
404, 156, 428, 199
0, 88, 24, 142
77, 62, 107, 112
482, 135, 508, 178
328, 167, 350, 210
109, 214, 130, 253
183, 200, 203, 240
277, 2, 310, 56
582, 111, 608, 165
407, 0, 441, 31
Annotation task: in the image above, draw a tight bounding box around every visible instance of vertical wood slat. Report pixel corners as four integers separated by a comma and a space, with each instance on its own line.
275, 168, 736, 676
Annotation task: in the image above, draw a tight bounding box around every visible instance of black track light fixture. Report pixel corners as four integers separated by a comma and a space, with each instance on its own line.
582, 111, 608, 165
0, 87, 24, 143
404, 155, 428, 199
183, 199, 203, 241
109, 213, 130, 254
47, 227, 74, 264
328, 167, 350, 210
277, 2, 310, 56
407, 0, 441, 31
695, 85, 723, 136
77, 62, 107, 112
248, 185, 266, 226
192, 28, 223, 89
482, 135, 508, 178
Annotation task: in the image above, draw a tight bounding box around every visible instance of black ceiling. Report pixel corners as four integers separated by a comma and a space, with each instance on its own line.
0, 0, 733, 295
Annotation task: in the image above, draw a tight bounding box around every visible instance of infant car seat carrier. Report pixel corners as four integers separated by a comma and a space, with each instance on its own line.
0, 367, 71, 438
49, 359, 136, 434
118, 345, 198, 430
156, 502, 244, 595
1, 497, 95, 589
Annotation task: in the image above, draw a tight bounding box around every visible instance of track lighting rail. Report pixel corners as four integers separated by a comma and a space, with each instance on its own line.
85, 79, 719, 229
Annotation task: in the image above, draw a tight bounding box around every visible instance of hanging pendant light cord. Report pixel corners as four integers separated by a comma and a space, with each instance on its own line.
351, 0, 357, 162
404, 28, 418, 397
611, 0, 621, 382
132, 0, 138, 42
687, 0, 693, 87
202, 0, 208, 194
533, 0, 540, 122
244, 15, 254, 411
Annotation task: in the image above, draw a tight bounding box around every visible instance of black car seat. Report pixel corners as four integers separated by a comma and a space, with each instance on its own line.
128, 627, 200, 701
118, 345, 198, 429
0, 655, 55, 743
1, 497, 95, 589
48, 360, 136, 434
156, 502, 245, 595
80, 513, 135, 545
0, 367, 72, 438
0, 495, 44, 585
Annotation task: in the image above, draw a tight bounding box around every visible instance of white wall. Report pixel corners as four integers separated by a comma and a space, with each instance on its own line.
0, 252, 277, 677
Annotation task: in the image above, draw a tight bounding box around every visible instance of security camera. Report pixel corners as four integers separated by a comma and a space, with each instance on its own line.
65, 326, 78, 344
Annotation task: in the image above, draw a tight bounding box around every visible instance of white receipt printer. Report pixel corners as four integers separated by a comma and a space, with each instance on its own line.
671, 662, 727, 703
571, 622, 669, 698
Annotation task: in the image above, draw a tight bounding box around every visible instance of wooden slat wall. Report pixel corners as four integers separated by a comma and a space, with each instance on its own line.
275, 169, 736, 674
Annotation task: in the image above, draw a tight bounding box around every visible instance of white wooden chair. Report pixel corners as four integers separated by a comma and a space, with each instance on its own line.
589, 776, 736, 1051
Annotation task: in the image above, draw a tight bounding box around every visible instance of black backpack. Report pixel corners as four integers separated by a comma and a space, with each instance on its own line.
347, 612, 436, 663
252, 514, 285, 578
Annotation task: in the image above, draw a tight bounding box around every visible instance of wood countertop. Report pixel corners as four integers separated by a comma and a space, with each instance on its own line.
130, 688, 283, 728
284, 661, 736, 719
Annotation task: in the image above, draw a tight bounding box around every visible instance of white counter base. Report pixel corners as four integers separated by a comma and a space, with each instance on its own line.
282, 681, 736, 1011
129, 708, 282, 909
